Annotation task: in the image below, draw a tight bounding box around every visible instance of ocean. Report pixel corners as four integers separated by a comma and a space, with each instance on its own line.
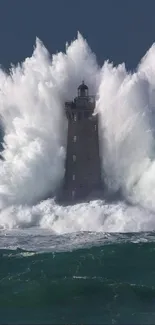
1, 33, 155, 323
1, 229, 155, 324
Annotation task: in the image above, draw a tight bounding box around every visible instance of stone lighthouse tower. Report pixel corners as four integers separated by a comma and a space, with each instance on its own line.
62, 81, 102, 203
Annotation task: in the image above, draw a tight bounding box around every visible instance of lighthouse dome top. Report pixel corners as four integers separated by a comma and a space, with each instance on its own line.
78, 81, 88, 97
78, 81, 88, 90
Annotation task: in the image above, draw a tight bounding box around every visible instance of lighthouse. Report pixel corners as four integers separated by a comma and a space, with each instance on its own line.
61, 81, 102, 203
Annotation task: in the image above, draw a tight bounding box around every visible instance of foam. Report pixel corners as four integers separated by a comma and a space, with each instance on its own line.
0, 33, 155, 232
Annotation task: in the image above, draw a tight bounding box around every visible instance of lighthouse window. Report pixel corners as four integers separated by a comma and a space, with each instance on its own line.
73, 155, 76, 162
72, 174, 75, 180
73, 135, 77, 142
78, 112, 81, 120
94, 124, 97, 131
72, 190, 75, 198
74, 114, 77, 121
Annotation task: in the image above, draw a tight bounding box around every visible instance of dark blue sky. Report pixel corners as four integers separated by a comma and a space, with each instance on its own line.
0, 0, 155, 70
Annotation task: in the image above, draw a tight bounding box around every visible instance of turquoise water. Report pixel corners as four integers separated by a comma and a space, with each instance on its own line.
1, 230, 155, 324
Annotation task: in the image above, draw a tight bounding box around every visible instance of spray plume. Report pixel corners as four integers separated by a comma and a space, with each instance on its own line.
0, 33, 155, 232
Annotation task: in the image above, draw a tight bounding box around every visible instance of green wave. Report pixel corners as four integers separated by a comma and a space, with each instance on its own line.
1, 243, 155, 324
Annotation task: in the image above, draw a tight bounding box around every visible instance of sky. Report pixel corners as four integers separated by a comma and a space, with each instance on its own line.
0, 0, 155, 70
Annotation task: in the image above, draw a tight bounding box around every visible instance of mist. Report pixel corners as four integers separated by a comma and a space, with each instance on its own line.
0, 33, 155, 232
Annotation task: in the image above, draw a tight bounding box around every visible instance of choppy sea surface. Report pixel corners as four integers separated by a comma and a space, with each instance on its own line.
1, 229, 155, 324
